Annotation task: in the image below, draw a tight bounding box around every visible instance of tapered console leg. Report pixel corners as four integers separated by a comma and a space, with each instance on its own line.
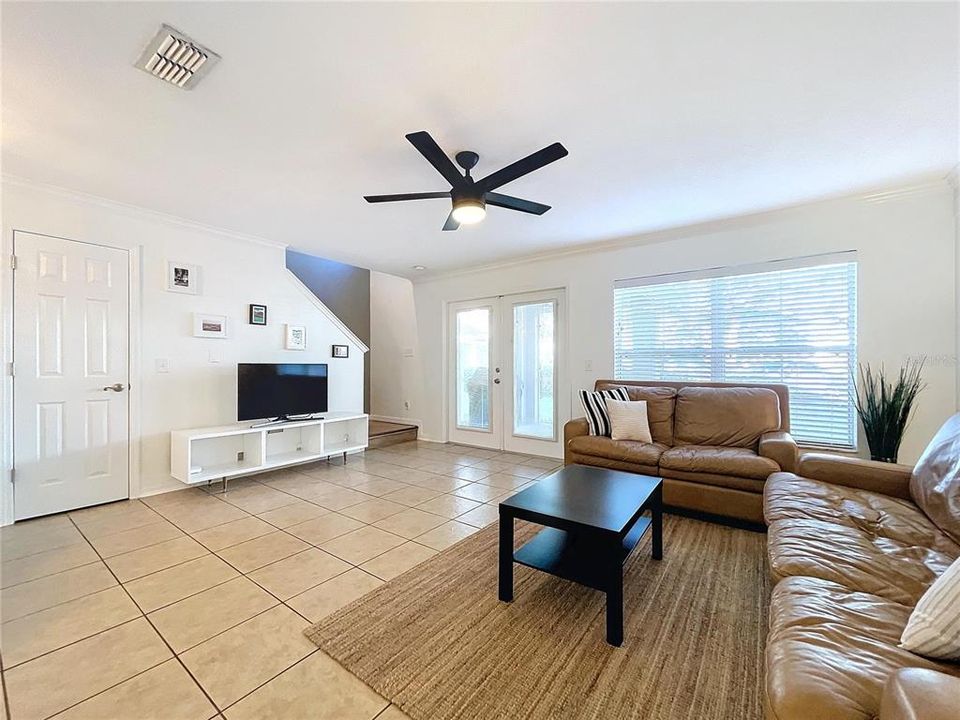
498, 511, 514, 602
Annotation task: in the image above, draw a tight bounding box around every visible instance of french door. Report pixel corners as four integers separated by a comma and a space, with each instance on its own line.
13, 231, 131, 519
448, 289, 565, 457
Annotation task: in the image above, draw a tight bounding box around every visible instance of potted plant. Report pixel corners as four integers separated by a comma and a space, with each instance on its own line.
852, 359, 925, 463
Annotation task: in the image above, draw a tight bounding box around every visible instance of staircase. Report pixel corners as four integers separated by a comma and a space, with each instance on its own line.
368, 420, 419, 448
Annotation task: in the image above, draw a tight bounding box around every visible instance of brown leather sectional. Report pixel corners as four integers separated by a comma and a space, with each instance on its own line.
564, 380, 798, 522
763, 414, 960, 720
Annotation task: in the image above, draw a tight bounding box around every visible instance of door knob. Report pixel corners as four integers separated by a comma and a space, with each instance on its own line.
102, 383, 126, 392
493, 378, 501, 384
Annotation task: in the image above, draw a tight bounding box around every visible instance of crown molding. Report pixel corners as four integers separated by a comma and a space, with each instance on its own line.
860, 175, 955, 204
1, 174, 288, 250
414, 172, 954, 284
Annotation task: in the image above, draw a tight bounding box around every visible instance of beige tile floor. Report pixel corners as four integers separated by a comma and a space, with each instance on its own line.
0, 441, 559, 720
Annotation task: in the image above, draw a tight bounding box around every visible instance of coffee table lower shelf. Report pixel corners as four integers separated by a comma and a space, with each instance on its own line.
513, 519, 651, 592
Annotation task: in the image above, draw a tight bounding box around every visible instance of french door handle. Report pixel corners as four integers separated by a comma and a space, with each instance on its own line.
102, 383, 126, 392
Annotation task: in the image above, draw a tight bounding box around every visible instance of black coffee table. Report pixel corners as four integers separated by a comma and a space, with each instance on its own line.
498, 464, 663, 646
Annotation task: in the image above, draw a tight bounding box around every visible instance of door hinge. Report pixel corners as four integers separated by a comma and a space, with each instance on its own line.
10, 255, 17, 270
7, 362, 13, 377
10, 468, 15, 485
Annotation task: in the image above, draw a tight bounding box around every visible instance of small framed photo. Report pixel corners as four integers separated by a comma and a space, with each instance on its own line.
285, 324, 306, 350
332, 344, 349, 358
249, 304, 267, 325
167, 261, 199, 294
193, 313, 228, 339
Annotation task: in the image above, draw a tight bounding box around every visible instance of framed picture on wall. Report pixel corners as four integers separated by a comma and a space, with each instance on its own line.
249, 304, 267, 325
193, 313, 228, 338
167, 261, 199, 294
332, 344, 349, 358
285, 324, 307, 350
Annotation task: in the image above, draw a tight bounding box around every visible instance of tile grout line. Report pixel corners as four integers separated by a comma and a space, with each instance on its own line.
0, 557, 102, 593
0, 651, 11, 720
0, 536, 94, 565
1, 443, 551, 718
56, 513, 225, 719
0, 462, 518, 608
116, 504, 368, 655
211, 646, 389, 719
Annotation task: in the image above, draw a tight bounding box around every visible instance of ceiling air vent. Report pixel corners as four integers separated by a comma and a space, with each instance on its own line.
135, 24, 220, 90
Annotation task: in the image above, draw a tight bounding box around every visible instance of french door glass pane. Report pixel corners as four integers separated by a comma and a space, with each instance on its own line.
513, 301, 555, 438
456, 308, 490, 430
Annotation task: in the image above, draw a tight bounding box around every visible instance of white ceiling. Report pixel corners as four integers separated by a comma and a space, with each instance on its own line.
3, 2, 958, 278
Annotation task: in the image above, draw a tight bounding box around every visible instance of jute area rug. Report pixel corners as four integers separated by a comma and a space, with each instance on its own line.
306, 515, 770, 720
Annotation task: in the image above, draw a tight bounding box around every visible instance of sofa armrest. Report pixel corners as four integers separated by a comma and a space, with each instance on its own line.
759, 431, 799, 473
880, 668, 960, 720
797, 453, 913, 500
563, 418, 589, 465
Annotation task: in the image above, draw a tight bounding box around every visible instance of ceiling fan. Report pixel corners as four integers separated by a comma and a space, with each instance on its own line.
364, 131, 568, 231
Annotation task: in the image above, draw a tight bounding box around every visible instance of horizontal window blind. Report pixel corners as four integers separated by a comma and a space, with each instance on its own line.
614, 257, 858, 448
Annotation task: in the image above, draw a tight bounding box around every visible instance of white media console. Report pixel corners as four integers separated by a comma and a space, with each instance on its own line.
170, 412, 369, 489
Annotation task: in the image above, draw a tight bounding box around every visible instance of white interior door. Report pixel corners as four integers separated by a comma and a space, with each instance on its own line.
447, 289, 566, 457
13, 232, 130, 520
448, 298, 501, 449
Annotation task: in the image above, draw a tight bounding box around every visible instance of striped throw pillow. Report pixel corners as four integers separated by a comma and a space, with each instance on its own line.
900, 557, 960, 660
578, 387, 630, 437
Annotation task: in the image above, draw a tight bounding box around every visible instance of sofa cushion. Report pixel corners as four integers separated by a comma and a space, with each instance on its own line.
910, 412, 960, 545
880, 669, 960, 720
660, 445, 779, 480
766, 576, 960, 720
673, 386, 781, 449
765, 473, 960, 555
767, 518, 956, 605
566, 436, 667, 466
660, 468, 766, 494
595, 382, 677, 445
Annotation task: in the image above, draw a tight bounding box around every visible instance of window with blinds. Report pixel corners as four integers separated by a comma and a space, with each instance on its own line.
613, 255, 858, 449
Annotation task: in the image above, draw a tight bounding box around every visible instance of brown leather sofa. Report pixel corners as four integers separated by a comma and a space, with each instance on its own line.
564, 380, 798, 522
764, 413, 960, 720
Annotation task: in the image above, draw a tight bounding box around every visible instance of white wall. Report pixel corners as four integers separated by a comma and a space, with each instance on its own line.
411, 179, 958, 464
369, 271, 423, 425
1, 178, 366, 521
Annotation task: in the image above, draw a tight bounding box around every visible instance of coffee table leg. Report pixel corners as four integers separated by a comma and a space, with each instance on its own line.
606, 550, 623, 646
498, 510, 514, 602
652, 484, 663, 561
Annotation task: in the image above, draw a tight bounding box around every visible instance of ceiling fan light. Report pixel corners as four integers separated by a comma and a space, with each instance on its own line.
452, 198, 486, 225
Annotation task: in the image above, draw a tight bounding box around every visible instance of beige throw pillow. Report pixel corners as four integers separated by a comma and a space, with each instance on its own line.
607, 399, 652, 443
900, 557, 960, 660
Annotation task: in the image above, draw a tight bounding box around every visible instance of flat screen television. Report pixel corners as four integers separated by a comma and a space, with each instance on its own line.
238, 363, 328, 422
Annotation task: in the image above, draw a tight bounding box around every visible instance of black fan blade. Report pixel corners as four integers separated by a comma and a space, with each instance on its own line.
406, 131, 464, 188
485, 192, 551, 215
476, 142, 568, 193
364, 192, 450, 203
442, 211, 460, 231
